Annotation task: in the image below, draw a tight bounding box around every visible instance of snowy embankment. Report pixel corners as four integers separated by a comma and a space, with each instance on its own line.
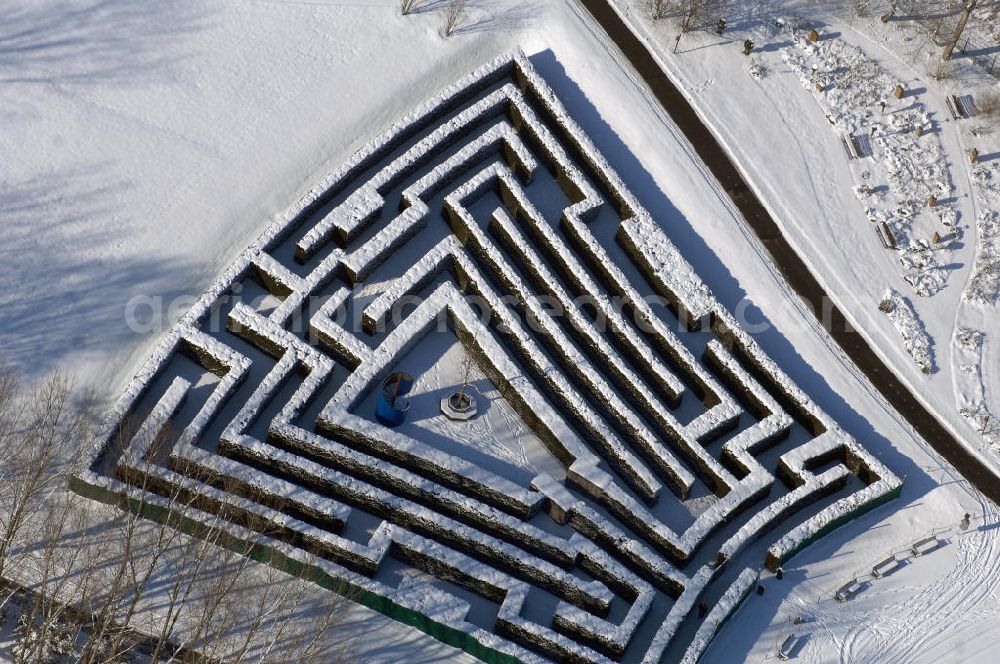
782, 34, 956, 297
967, 208, 1000, 305
954, 160, 1000, 450
878, 288, 934, 374
785, 25, 1000, 456
953, 326, 998, 449
967, 163, 1000, 306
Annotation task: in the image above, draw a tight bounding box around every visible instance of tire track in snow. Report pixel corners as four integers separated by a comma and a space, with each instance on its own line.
830, 510, 1000, 663
886, 512, 1000, 661
786, 480, 996, 663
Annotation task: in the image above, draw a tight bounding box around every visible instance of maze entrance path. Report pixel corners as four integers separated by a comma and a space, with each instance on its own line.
73, 52, 901, 664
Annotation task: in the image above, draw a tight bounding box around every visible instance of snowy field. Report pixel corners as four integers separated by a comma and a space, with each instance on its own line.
2, 0, 1000, 662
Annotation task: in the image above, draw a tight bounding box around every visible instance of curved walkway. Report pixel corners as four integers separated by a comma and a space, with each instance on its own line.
575, 0, 1000, 504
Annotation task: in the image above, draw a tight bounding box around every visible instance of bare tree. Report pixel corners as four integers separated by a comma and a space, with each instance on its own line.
442, 0, 466, 37
904, 1, 948, 46
881, 0, 901, 22
853, 0, 878, 17
209, 561, 352, 664
680, 0, 703, 33
400, 0, 420, 15
647, 0, 673, 20
145, 516, 232, 663
183, 542, 259, 662
78, 424, 226, 664
11, 490, 94, 664
78, 500, 188, 662
977, 89, 1000, 120
272, 579, 353, 662
669, 0, 724, 51
0, 371, 90, 584
0, 370, 354, 663
943, 0, 980, 61
264, 584, 354, 664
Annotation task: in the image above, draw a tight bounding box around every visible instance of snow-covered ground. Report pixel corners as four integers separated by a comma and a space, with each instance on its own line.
3, 0, 1000, 661
610, 0, 1000, 466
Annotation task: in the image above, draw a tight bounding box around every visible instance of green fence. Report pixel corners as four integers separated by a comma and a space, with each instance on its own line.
766, 480, 904, 571
71, 471, 903, 662
69, 475, 524, 664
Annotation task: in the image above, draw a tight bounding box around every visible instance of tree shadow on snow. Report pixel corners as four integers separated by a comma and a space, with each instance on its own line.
961, 44, 1000, 60
452, 1, 542, 36
411, 0, 454, 16
0, 0, 213, 86
0, 164, 196, 385
754, 39, 794, 54
338, 608, 472, 663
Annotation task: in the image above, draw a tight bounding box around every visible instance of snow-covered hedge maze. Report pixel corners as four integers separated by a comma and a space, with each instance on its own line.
73, 53, 901, 663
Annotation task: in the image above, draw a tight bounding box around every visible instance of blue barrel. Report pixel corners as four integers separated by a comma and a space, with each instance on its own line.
375, 371, 413, 427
